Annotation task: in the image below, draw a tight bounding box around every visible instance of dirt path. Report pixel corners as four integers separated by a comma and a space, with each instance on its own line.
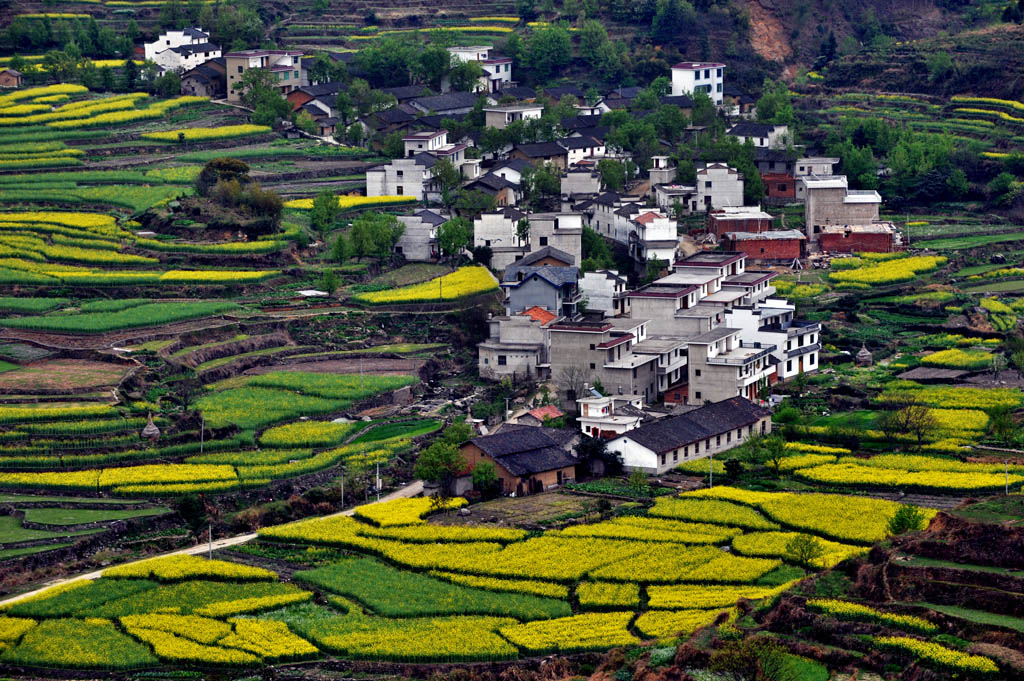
0, 480, 424, 608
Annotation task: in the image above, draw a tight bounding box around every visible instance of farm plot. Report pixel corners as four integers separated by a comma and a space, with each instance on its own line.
0, 489, 1002, 674
0, 359, 129, 393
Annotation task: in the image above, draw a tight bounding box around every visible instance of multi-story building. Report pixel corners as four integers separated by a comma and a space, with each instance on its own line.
548, 318, 660, 405
474, 207, 529, 271
694, 163, 744, 212
671, 62, 725, 105
686, 326, 777, 405
579, 270, 629, 318
445, 46, 513, 93
577, 393, 646, 439
484, 104, 543, 129
225, 49, 304, 102
528, 213, 583, 267
502, 265, 582, 318
721, 230, 806, 261
395, 209, 447, 261
724, 303, 820, 381
801, 175, 883, 244
145, 28, 214, 62
366, 130, 480, 201
478, 307, 556, 381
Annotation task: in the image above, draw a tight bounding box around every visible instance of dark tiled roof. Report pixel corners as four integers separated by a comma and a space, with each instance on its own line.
608, 86, 643, 99
169, 42, 219, 55
660, 95, 693, 108
410, 91, 479, 112
544, 85, 585, 99
183, 27, 209, 38
468, 427, 562, 458
413, 209, 447, 226
497, 85, 536, 100
729, 122, 779, 137
512, 142, 567, 158
183, 63, 222, 83
503, 265, 579, 287
328, 51, 358, 64
557, 135, 601, 150
384, 85, 434, 101
492, 158, 533, 175
617, 397, 768, 453
569, 126, 608, 142
374, 108, 416, 125
561, 115, 603, 130
297, 81, 345, 98
468, 173, 516, 193
518, 245, 574, 266
500, 206, 527, 220
496, 446, 577, 476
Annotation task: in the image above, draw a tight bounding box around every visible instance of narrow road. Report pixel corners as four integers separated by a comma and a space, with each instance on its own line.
0, 480, 424, 608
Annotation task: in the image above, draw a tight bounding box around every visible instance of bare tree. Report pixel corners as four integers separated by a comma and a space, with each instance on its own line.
557, 363, 590, 407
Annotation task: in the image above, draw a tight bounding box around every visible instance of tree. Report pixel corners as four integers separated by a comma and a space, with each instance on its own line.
515, 217, 530, 246
310, 190, 340, 238
195, 158, 250, 197
627, 469, 651, 496
597, 158, 627, 192
355, 37, 417, 88
346, 123, 364, 146
433, 158, 463, 210
331, 232, 351, 263
523, 25, 572, 79
382, 131, 405, 159
333, 91, 355, 126
294, 110, 317, 134
579, 20, 610, 67
581, 226, 614, 271
176, 493, 208, 535
709, 636, 799, 681
437, 217, 472, 260
557, 363, 590, 404
123, 53, 139, 90
737, 434, 786, 475
520, 163, 561, 211
153, 70, 180, 98
690, 89, 716, 127
455, 190, 497, 219
471, 461, 500, 499
349, 211, 405, 260
236, 67, 290, 126
756, 79, 795, 127
320, 269, 340, 295
880, 404, 937, 447
785, 533, 825, 568
515, 0, 539, 21
927, 50, 954, 84
651, 0, 695, 45
414, 439, 466, 497
887, 503, 928, 536
449, 59, 485, 92
417, 44, 451, 90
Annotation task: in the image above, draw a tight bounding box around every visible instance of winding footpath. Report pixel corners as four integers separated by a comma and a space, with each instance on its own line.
0, 480, 424, 608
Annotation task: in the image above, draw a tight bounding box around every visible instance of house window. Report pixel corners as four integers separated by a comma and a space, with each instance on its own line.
396, 170, 404, 178
717, 83, 722, 92
726, 432, 731, 443
539, 237, 548, 246
294, 70, 299, 79
483, 358, 488, 365
589, 344, 595, 350
716, 435, 721, 446
810, 353, 816, 364
673, 450, 678, 462
704, 181, 712, 189
590, 363, 595, 370
237, 65, 243, 74
396, 186, 403, 195
717, 68, 722, 77
485, 240, 491, 247
694, 369, 701, 377
695, 391, 701, 400
497, 355, 507, 366
684, 446, 689, 457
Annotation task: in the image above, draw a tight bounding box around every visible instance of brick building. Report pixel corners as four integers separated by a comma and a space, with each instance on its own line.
819, 224, 901, 254
721, 230, 806, 261
707, 207, 775, 239
459, 426, 579, 496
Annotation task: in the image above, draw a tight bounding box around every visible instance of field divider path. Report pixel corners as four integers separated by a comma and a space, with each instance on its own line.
0, 480, 423, 608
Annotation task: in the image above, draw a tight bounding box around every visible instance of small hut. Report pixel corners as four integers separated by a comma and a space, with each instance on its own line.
141, 413, 161, 442
856, 343, 873, 367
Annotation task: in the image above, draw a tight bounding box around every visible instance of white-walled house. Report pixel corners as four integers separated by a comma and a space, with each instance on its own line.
671, 62, 725, 105
577, 393, 645, 439
367, 130, 479, 201
694, 163, 744, 212
727, 122, 790, 149
607, 396, 770, 473
724, 303, 821, 381
145, 28, 219, 73
474, 207, 529, 271
395, 209, 447, 261
444, 46, 513, 93
484, 104, 543, 129
579, 269, 630, 318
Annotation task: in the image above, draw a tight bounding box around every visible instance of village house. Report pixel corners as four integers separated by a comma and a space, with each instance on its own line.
145, 28, 219, 73
459, 426, 579, 496
686, 326, 777, 405
548, 318, 660, 405
801, 175, 884, 245
556, 136, 606, 167
819, 223, 902, 253
409, 91, 485, 116
478, 307, 557, 381
483, 104, 543, 129
366, 130, 480, 201
577, 392, 648, 438
721, 230, 807, 261
225, 49, 305, 102
508, 142, 569, 170
180, 59, 225, 98
607, 397, 771, 473
727, 122, 790, 149
517, 404, 564, 427
528, 212, 583, 267
579, 269, 630, 318
395, 209, 447, 261
0, 68, 22, 88
561, 166, 602, 199
671, 62, 725, 105
724, 303, 820, 381
502, 265, 582, 318
445, 46, 513, 94
707, 207, 775, 239
474, 207, 529, 271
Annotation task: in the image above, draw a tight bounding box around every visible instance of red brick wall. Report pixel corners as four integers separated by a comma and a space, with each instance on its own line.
722, 236, 803, 260
819, 231, 895, 254
708, 215, 774, 238
762, 173, 795, 199
0, 72, 21, 88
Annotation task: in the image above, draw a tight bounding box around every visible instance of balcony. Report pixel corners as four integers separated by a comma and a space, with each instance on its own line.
786, 342, 821, 358
705, 341, 776, 366
761, 320, 820, 337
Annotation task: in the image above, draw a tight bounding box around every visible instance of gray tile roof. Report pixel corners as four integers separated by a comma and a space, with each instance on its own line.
517, 246, 574, 267
617, 397, 768, 454
502, 265, 579, 287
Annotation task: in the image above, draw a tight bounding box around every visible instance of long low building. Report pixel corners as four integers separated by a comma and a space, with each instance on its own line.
607, 396, 771, 474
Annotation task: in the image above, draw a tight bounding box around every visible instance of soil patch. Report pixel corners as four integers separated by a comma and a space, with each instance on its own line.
0, 359, 129, 393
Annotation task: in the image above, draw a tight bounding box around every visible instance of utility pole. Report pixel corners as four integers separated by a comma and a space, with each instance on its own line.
376, 462, 381, 502
505, 397, 510, 421
208, 523, 212, 559
200, 416, 205, 454
340, 471, 344, 508
709, 452, 713, 489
